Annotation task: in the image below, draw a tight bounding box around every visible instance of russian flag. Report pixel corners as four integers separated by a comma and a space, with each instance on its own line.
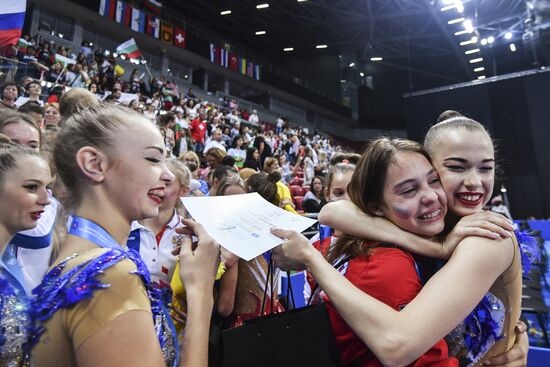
0, 0, 27, 47
99, 0, 116, 19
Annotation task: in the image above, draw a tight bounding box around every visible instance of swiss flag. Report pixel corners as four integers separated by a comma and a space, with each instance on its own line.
174, 28, 186, 49
229, 52, 238, 71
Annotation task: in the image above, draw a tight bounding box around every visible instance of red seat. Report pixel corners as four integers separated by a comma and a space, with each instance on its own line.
289, 185, 302, 197
289, 177, 303, 186
293, 196, 304, 211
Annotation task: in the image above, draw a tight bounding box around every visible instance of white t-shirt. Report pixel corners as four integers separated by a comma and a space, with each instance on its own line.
9, 194, 59, 293
127, 211, 183, 286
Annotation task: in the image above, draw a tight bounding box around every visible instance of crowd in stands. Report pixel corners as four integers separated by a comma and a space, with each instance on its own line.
0, 34, 344, 215
0, 32, 534, 367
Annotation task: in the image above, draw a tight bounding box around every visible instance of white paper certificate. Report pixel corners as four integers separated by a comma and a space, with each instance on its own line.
181, 192, 317, 261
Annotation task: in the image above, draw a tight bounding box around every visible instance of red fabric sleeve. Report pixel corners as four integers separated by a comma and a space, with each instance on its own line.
324, 247, 457, 367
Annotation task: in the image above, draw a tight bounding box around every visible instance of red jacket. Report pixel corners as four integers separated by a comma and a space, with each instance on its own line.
312, 240, 458, 367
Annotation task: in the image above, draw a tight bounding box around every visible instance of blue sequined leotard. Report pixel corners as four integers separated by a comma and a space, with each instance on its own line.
445, 229, 538, 366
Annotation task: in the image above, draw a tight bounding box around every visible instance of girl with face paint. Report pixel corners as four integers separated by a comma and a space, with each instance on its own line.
284, 138, 457, 366
273, 118, 527, 366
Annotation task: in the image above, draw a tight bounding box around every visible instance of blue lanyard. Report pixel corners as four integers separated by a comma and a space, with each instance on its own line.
68, 216, 126, 251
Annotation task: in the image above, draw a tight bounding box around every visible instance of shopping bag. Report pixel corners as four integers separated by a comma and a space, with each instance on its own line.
220, 258, 342, 367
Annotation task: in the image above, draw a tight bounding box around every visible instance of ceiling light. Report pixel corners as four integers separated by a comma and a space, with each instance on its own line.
448, 17, 465, 24
480, 38, 487, 46
474, 67, 485, 72
477, 75, 486, 80
256, 3, 269, 9
463, 19, 474, 33
370, 57, 383, 61
504, 32, 513, 40
349, 62, 355, 67
460, 36, 477, 46
360, 72, 365, 77
487, 36, 495, 44
509, 43, 517, 52
469, 58, 483, 63
440, 0, 463, 12
465, 48, 480, 55
441, 0, 454, 4
297, 0, 307, 2
316, 44, 327, 49
220, 10, 232, 15
455, 30, 469, 36
283, 47, 294, 52
255, 30, 267, 35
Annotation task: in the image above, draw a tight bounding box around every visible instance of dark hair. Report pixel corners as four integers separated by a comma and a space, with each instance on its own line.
212, 165, 238, 183
18, 101, 44, 116
231, 135, 243, 148
245, 146, 258, 161
328, 137, 429, 264
246, 171, 281, 203
310, 176, 326, 198
330, 153, 361, 166
159, 112, 176, 126
0, 82, 18, 97
221, 155, 235, 167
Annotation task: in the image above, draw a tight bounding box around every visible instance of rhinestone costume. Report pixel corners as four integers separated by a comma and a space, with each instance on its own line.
0, 270, 31, 367
31, 249, 178, 366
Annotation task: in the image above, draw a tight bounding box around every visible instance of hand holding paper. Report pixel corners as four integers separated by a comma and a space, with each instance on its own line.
180, 193, 317, 261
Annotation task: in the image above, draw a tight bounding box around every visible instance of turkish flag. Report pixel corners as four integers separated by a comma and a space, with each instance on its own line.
174, 28, 186, 49
229, 52, 238, 71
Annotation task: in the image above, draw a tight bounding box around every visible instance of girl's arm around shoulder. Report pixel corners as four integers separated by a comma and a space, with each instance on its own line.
303, 235, 515, 367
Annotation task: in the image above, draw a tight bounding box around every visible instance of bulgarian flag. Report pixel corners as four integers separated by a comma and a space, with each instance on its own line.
116, 38, 142, 59
55, 53, 76, 67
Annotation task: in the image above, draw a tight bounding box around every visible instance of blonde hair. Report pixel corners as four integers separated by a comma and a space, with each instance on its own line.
59, 88, 100, 118
53, 105, 144, 209
263, 157, 278, 173
205, 147, 226, 163
179, 151, 200, 167
166, 158, 191, 188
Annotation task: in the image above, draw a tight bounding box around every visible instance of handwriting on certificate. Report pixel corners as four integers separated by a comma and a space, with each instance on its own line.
181, 193, 317, 261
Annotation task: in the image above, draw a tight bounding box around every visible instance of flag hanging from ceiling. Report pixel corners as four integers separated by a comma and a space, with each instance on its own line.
146, 14, 160, 38
209, 43, 216, 63
99, 0, 116, 19
247, 61, 254, 78
174, 27, 186, 48
116, 38, 142, 59
0, 0, 27, 47
239, 57, 247, 75
160, 22, 173, 44
229, 52, 238, 71
131, 7, 146, 33
144, 0, 162, 14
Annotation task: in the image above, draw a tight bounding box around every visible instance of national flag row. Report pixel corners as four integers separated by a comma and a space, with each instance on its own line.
209, 44, 260, 81
99, 0, 185, 49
